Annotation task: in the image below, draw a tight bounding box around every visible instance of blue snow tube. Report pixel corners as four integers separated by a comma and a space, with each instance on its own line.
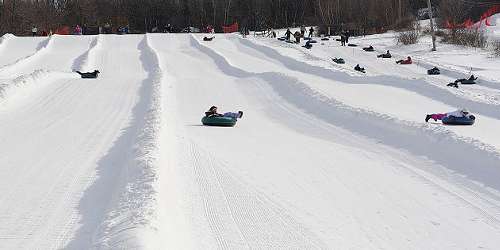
202, 116, 237, 127
442, 115, 475, 125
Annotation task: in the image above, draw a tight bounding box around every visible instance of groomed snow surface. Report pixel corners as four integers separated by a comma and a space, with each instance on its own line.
0, 32, 500, 249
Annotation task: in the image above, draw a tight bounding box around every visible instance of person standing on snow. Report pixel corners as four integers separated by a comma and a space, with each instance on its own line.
74, 25, 82, 35
285, 28, 292, 41
300, 25, 306, 37
32, 26, 38, 36
294, 31, 302, 43
425, 108, 472, 122
308, 27, 314, 38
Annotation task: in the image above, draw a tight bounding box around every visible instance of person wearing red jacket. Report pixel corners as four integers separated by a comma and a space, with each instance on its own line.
396, 56, 412, 64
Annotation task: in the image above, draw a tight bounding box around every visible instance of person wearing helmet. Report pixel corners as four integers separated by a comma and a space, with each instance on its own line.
425, 108, 471, 122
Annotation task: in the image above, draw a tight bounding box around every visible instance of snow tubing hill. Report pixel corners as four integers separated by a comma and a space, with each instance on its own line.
202, 116, 237, 127
442, 115, 476, 125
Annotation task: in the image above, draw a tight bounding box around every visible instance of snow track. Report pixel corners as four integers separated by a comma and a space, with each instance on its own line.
192, 34, 500, 197
151, 34, 328, 249
1, 34, 500, 249
153, 34, 500, 249
0, 35, 155, 249
235, 36, 500, 154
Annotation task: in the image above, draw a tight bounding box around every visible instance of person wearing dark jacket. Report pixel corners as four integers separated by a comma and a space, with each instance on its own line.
303, 40, 313, 49
377, 50, 392, 58
76, 70, 100, 79
450, 75, 478, 86
205, 106, 221, 117
294, 31, 302, 43
308, 27, 314, 38
205, 106, 243, 119
427, 67, 440, 75
354, 64, 366, 73
285, 29, 292, 41
363, 45, 374, 52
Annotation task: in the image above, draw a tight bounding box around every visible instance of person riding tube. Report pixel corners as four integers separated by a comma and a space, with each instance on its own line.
425, 108, 475, 125
396, 56, 412, 64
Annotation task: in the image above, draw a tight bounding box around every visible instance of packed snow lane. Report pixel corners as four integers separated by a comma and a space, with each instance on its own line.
149, 34, 500, 249
0, 35, 94, 79
230, 35, 500, 155
0, 35, 152, 249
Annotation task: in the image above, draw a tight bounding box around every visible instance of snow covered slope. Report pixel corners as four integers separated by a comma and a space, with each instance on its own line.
0, 33, 500, 249
0, 34, 49, 70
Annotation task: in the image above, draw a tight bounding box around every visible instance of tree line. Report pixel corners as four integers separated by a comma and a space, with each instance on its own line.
0, 0, 497, 36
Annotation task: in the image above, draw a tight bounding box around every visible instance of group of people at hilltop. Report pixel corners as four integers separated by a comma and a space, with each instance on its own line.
284, 26, 315, 43
29, 22, 129, 36
340, 31, 350, 46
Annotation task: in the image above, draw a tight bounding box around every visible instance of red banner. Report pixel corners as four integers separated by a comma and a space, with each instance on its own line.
222, 22, 238, 33
55, 26, 70, 35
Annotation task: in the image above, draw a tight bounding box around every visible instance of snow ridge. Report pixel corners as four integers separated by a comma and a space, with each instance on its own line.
191, 35, 500, 194
0, 33, 14, 50
0, 35, 54, 75
73, 35, 103, 72
91, 34, 163, 249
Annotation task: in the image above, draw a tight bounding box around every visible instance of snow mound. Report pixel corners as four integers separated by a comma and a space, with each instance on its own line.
0, 33, 15, 44
91, 34, 164, 249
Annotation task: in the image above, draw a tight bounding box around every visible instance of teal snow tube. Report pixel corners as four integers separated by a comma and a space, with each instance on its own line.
442, 115, 475, 125
202, 116, 237, 127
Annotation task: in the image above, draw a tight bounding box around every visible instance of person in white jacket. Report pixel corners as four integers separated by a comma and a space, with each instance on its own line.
425, 108, 472, 122
32, 26, 38, 36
